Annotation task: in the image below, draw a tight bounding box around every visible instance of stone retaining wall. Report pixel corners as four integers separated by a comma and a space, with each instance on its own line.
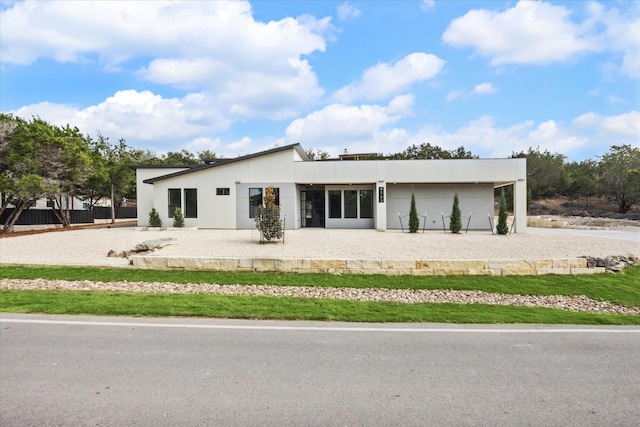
131, 256, 605, 276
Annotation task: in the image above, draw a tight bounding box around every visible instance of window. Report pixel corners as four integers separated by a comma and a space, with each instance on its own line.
184, 189, 198, 218
273, 188, 280, 206
216, 188, 230, 196
329, 190, 341, 218
168, 188, 181, 218
249, 188, 262, 218
46, 199, 55, 208
359, 190, 373, 218
344, 190, 357, 218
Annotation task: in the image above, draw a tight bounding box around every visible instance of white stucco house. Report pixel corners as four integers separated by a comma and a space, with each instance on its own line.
135, 143, 527, 232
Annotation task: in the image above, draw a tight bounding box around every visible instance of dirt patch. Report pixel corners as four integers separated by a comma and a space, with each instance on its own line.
0, 221, 137, 238
527, 197, 640, 230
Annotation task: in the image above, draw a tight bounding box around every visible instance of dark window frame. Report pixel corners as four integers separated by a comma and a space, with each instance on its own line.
216, 188, 230, 196
168, 188, 181, 218
359, 189, 373, 219
344, 190, 358, 219
328, 190, 342, 218
184, 188, 198, 218
249, 188, 263, 218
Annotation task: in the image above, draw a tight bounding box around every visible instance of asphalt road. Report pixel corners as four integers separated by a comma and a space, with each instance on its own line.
1, 314, 639, 426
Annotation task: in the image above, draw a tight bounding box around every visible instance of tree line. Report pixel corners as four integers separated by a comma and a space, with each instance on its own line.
1, 115, 638, 233
0, 114, 218, 233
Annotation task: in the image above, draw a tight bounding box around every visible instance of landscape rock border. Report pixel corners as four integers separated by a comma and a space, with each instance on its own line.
580, 255, 640, 273
1, 278, 638, 316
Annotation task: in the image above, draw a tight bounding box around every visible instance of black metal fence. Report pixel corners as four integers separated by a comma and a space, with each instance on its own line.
0, 207, 137, 226
93, 206, 137, 220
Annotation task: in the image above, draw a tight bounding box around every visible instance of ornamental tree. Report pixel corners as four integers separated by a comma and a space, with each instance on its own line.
409, 192, 419, 233
255, 186, 283, 243
496, 188, 509, 235
450, 193, 462, 234
172, 207, 185, 228
149, 208, 162, 227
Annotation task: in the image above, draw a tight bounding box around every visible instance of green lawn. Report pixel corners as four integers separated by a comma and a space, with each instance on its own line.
1, 264, 639, 325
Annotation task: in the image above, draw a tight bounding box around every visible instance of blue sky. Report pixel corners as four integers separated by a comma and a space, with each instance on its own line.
1, 0, 638, 161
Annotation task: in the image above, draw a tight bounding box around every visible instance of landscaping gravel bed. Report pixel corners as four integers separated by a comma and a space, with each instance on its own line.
1, 227, 638, 267
2, 278, 638, 316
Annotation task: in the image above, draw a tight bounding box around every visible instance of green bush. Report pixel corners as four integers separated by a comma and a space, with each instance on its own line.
148, 208, 162, 227
450, 193, 462, 234
172, 207, 185, 228
497, 188, 509, 235
409, 192, 419, 233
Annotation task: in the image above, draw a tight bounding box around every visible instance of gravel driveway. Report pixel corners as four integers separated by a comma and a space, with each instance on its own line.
0, 226, 638, 268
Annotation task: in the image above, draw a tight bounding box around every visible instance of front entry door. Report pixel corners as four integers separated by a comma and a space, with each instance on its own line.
300, 187, 325, 227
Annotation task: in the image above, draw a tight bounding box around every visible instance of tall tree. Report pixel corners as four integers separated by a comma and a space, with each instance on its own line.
496, 188, 509, 235
565, 159, 599, 211
409, 192, 419, 233
160, 149, 199, 165
450, 193, 462, 234
511, 147, 567, 199
305, 148, 331, 160
0, 116, 63, 232
598, 145, 640, 213
47, 124, 92, 227
388, 143, 477, 160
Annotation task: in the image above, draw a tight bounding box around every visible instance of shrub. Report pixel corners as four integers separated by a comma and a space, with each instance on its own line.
172, 207, 185, 228
450, 193, 462, 234
255, 186, 283, 243
148, 208, 162, 227
497, 188, 509, 235
409, 192, 419, 233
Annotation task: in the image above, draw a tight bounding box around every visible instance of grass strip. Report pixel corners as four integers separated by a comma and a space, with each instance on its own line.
1, 290, 639, 325
1, 264, 639, 307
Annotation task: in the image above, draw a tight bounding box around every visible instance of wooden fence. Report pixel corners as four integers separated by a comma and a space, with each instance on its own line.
0, 207, 137, 226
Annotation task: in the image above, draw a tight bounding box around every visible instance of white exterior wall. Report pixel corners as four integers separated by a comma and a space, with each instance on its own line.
136, 167, 189, 226
137, 147, 527, 232
386, 184, 494, 230
148, 149, 298, 229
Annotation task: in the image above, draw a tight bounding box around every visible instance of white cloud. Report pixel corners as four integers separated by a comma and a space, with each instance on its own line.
12, 90, 231, 152
184, 137, 222, 155
421, 1, 435, 13
472, 82, 497, 95
442, 1, 639, 78
286, 110, 638, 160
446, 83, 496, 101
574, 111, 640, 137
284, 96, 414, 151
334, 53, 445, 103
337, 2, 361, 21
417, 111, 639, 159
0, 1, 331, 119
596, 3, 640, 78
446, 90, 463, 102
227, 136, 252, 152
442, 1, 601, 65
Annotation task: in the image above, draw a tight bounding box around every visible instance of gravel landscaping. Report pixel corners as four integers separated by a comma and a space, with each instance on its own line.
0, 226, 638, 267
2, 278, 638, 316
1, 226, 638, 314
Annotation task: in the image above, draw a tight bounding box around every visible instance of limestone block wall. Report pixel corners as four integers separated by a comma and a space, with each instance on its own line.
131, 256, 605, 276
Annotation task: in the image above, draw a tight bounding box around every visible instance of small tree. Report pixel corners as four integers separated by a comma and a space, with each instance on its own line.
409, 192, 419, 233
450, 193, 462, 234
149, 208, 162, 227
255, 186, 283, 243
172, 207, 185, 228
496, 188, 509, 235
